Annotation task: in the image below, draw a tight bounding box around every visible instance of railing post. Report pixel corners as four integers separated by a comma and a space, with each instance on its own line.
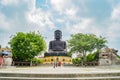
30, 61, 32, 66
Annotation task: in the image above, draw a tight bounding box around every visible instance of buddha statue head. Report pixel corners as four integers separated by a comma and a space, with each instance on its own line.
54, 30, 62, 40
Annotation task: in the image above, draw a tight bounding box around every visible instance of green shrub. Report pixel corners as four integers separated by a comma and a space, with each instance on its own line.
72, 58, 81, 64
31, 58, 43, 65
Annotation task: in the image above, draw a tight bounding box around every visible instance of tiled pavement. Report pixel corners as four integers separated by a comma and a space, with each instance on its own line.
0, 66, 120, 74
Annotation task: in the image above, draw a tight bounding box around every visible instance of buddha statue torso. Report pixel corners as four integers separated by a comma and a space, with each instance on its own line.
49, 30, 66, 52
49, 40, 66, 51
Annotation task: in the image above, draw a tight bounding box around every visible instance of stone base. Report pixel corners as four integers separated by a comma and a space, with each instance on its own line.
44, 52, 68, 57
3, 57, 12, 66
99, 59, 111, 66
44, 56, 72, 64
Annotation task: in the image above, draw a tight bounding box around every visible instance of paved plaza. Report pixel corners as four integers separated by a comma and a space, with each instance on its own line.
0, 66, 120, 74
0, 66, 120, 80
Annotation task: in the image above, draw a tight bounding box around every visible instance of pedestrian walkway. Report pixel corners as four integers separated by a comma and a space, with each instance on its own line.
0, 66, 120, 80
0, 66, 120, 74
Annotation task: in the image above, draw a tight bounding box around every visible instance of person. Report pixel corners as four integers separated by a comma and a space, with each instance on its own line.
53, 61, 58, 68
0, 54, 4, 68
53, 61, 56, 68
58, 61, 61, 67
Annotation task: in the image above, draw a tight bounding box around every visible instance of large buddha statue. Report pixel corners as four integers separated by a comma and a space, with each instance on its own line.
44, 30, 72, 64
49, 30, 66, 52
44, 30, 67, 56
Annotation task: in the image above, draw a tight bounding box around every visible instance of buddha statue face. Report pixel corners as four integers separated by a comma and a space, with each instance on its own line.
54, 30, 62, 40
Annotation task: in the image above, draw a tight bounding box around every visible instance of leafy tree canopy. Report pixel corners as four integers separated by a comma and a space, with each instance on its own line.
68, 33, 107, 63
10, 32, 46, 61
68, 33, 107, 54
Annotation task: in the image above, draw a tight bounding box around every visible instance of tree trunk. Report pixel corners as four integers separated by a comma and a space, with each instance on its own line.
83, 50, 86, 67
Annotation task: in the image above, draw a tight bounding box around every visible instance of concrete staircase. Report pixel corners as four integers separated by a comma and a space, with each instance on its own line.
0, 72, 120, 80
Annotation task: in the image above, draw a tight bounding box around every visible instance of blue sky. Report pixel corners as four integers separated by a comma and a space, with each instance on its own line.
0, 0, 120, 54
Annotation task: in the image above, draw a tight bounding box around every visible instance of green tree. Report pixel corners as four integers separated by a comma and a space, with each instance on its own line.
10, 32, 46, 61
68, 33, 107, 65
0, 45, 1, 49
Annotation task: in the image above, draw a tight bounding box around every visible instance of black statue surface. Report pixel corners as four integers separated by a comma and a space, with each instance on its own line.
44, 30, 68, 57
49, 30, 66, 51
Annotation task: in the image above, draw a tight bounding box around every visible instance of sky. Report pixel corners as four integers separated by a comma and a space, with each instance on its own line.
0, 0, 120, 54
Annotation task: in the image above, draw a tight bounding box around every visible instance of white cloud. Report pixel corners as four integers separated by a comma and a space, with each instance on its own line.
107, 23, 120, 41
111, 2, 120, 21
65, 7, 78, 19
0, 0, 56, 47
56, 18, 65, 23
0, 12, 15, 47
0, 13, 11, 31
0, 0, 35, 7
51, 0, 69, 12
26, 8, 55, 31
65, 8, 76, 16
66, 18, 93, 34
24, 0, 36, 11
50, 0, 78, 17
0, 0, 55, 32
0, 0, 19, 6
104, 1, 120, 51
108, 2, 120, 41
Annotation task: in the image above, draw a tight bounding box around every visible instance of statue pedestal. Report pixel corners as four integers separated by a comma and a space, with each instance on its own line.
44, 52, 72, 64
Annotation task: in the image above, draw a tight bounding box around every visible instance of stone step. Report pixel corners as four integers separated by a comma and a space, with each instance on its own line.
0, 72, 120, 80
0, 72, 120, 78
1, 67, 120, 80
0, 76, 120, 80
